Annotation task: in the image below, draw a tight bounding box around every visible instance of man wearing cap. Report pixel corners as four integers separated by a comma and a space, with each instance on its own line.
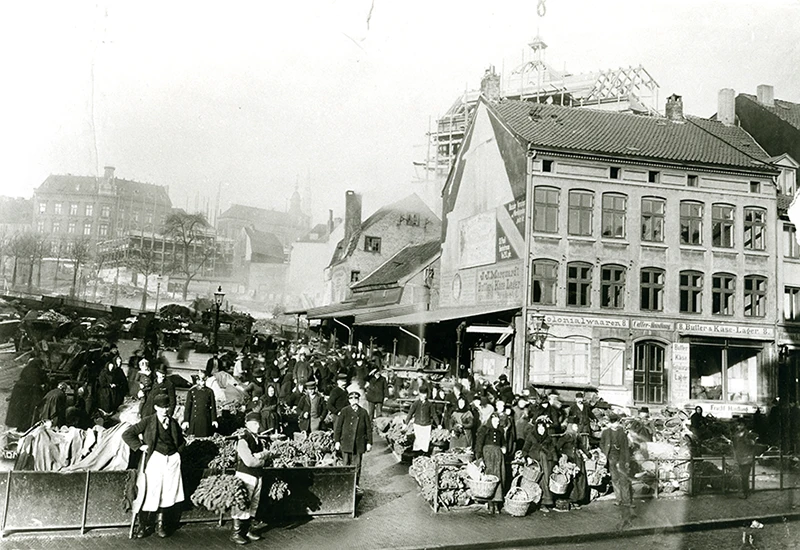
142, 364, 176, 418
334, 390, 372, 487
567, 392, 596, 442
182, 370, 218, 437
600, 413, 634, 529
297, 380, 325, 433
327, 373, 350, 417
405, 387, 441, 454
205, 349, 221, 377
230, 412, 270, 544
123, 394, 185, 539
365, 368, 387, 420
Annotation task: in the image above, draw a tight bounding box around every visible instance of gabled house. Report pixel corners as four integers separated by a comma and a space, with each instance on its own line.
232, 226, 287, 304
285, 213, 344, 311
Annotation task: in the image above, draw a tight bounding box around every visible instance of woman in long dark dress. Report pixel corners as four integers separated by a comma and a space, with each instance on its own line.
5, 358, 48, 431
559, 421, 589, 507
448, 397, 475, 449
475, 413, 506, 514
96, 360, 117, 414
522, 417, 558, 511
259, 384, 280, 433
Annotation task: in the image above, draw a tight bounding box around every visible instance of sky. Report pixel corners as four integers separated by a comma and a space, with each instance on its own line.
1, 0, 799, 224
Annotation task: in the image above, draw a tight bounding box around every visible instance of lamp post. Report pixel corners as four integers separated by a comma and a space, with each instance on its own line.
526, 312, 550, 350
213, 285, 224, 351
154, 276, 162, 313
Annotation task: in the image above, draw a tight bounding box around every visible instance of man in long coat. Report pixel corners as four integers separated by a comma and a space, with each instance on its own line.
334, 390, 372, 486
6, 357, 48, 431
182, 370, 218, 437
297, 380, 325, 433
142, 364, 176, 418
39, 381, 69, 427
123, 394, 185, 539
326, 373, 349, 417
600, 412, 634, 529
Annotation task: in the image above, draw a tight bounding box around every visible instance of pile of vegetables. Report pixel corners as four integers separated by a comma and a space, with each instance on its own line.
409, 453, 471, 509
552, 455, 580, 480
267, 478, 290, 501
191, 474, 248, 514
430, 427, 450, 445
266, 432, 338, 468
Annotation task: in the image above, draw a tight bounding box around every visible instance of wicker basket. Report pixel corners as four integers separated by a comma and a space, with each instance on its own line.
504, 476, 533, 517
519, 476, 542, 504
467, 475, 500, 499
520, 461, 542, 483
549, 472, 569, 495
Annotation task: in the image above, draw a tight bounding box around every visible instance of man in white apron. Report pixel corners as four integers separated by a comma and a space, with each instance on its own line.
405, 387, 440, 454
123, 393, 185, 538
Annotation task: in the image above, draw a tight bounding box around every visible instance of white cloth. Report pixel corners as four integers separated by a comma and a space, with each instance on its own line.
206, 372, 247, 404
142, 450, 184, 512
413, 424, 432, 452
232, 471, 262, 520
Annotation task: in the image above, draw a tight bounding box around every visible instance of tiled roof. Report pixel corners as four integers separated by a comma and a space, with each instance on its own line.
244, 226, 285, 263
219, 204, 295, 226
778, 194, 795, 215
491, 99, 777, 173
36, 174, 171, 205
740, 94, 800, 131
351, 239, 441, 291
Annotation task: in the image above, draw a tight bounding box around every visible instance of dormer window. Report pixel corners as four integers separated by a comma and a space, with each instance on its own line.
364, 236, 381, 253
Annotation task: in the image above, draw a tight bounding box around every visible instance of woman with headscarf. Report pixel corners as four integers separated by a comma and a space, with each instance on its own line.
448, 397, 475, 450
259, 384, 280, 433
5, 357, 49, 431
474, 413, 507, 514
97, 359, 119, 414
558, 421, 589, 508
522, 417, 558, 511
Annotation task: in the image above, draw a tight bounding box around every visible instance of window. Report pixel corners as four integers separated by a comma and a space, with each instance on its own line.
567, 262, 592, 307
69, 203, 78, 216
712, 273, 735, 316
749, 181, 761, 194
690, 344, 758, 403
599, 340, 625, 386
680, 201, 703, 245
640, 268, 665, 311
54, 203, 62, 215
85, 204, 93, 216
641, 197, 665, 242
533, 187, 559, 233
568, 190, 593, 236
67, 221, 76, 234
648, 170, 660, 183
38, 202, 46, 214
687, 174, 698, 187
531, 259, 558, 305
101, 205, 111, 219
83, 222, 92, 236
530, 336, 591, 385
37, 221, 44, 232
52, 221, 60, 233
743, 207, 766, 250
785, 286, 800, 322
609, 166, 621, 180
785, 225, 799, 258
350, 271, 360, 283
743, 275, 767, 317
542, 160, 553, 173
680, 270, 703, 313
711, 204, 735, 248
601, 265, 625, 308
364, 236, 381, 253
99, 224, 108, 237
602, 193, 626, 238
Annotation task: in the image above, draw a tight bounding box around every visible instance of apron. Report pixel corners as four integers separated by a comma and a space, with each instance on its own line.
413, 424, 432, 452
142, 451, 184, 512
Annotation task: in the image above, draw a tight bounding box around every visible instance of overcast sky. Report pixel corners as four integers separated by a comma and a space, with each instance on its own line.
1, 0, 799, 223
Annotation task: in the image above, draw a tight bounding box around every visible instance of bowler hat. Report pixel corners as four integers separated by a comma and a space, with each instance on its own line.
575, 392, 584, 398
155, 363, 168, 374
153, 394, 170, 409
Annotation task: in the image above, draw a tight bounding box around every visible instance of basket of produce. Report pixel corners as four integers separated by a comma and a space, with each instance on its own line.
504, 476, 534, 517
466, 474, 500, 499
520, 461, 542, 483
548, 472, 569, 495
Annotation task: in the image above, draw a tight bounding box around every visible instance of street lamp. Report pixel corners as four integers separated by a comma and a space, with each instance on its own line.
213, 285, 224, 351
526, 312, 550, 350
154, 276, 163, 313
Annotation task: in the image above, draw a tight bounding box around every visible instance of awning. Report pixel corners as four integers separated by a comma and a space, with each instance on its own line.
356, 304, 520, 327
306, 302, 409, 320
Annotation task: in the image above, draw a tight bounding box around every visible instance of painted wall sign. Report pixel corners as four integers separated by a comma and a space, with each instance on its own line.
632, 320, 675, 331
476, 262, 522, 304
676, 322, 775, 339
504, 198, 526, 236
544, 315, 629, 328
706, 403, 757, 417
496, 221, 519, 261
458, 211, 496, 268
671, 343, 690, 404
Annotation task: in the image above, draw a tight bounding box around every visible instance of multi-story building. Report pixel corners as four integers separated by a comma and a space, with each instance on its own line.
32, 166, 172, 248
216, 189, 311, 247
396, 91, 783, 414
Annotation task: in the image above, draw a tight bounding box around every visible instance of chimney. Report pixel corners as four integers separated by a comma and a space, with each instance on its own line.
757, 84, 775, 107
344, 190, 362, 245
103, 166, 115, 181
480, 65, 501, 102
665, 94, 684, 121
327, 209, 334, 234
717, 88, 736, 126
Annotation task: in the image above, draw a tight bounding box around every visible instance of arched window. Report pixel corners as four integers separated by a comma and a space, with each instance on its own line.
641, 197, 665, 242
744, 275, 767, 317
568, 190, 593, 236
743, 207, 766, 250
567, 262, 592, 307
601, 264, 626, 309
680, 201, 703, 245
680, 270, 703, 314
533, 187, 559, 233
602, 193, 627, 238
640, 267, 665, 312
711, 272, 736, 316
531, 259, 558, 305
712, 203, 735, 248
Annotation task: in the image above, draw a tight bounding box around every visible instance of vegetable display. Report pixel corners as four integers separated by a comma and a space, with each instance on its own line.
267, 478, 290, 501
191, 474, 249, 514
409, 453, 471, 509
552, 455, 580, 480
430, 428, 450, 445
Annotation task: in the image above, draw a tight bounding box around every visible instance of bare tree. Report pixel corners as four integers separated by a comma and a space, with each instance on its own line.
126, 245, 160, 310
67, 237, 92, 299
163, 211, 215, 300
15, 233, 48, 293
7, 233, 28, 287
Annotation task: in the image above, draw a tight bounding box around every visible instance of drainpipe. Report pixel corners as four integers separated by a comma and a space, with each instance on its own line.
519, 145, 537, 393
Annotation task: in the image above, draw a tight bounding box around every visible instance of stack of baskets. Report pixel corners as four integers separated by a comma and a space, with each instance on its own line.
519, 462, 543, 504
466, 474, 499, 500
504, 476, 535, 517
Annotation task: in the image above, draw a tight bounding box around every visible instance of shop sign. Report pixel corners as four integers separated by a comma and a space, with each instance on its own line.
707, 403, 757, 418
544, 315, 629, 328
504, 197, 526, 235
476, 263, 522, 304
458, 211, 496, 268
676, 322, 775, 339
632, 320, 674, 331
671, 343, 690, 404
